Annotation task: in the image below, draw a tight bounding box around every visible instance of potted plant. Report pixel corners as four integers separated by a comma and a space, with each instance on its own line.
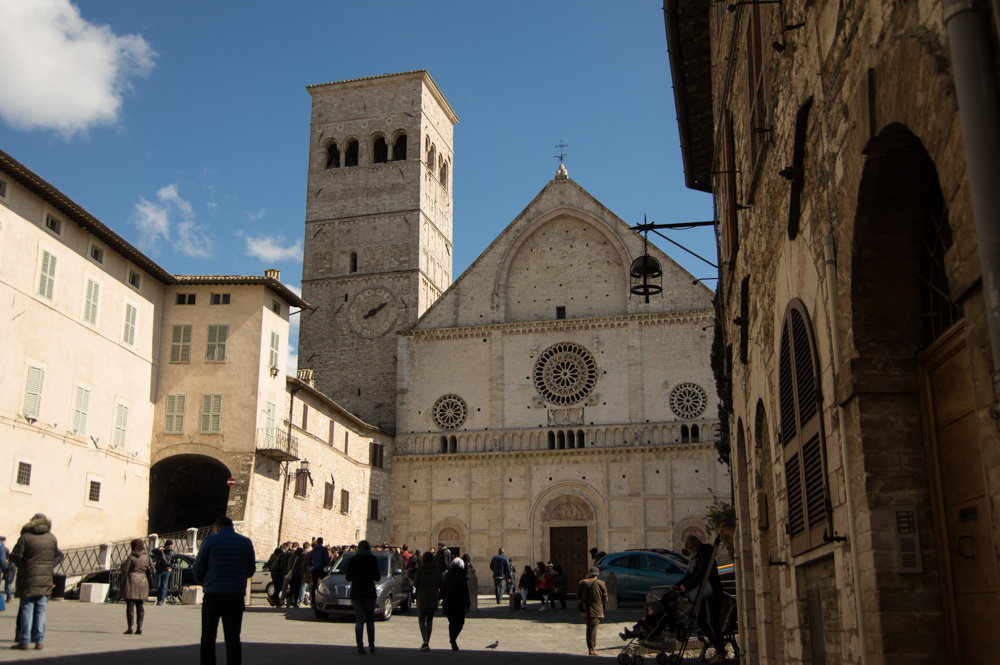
706, 493, 737, 557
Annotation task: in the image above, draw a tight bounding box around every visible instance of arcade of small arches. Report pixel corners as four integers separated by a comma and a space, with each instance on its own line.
399, 420, 720, 456
424, 136, 449, 190
325, 130, 408, 169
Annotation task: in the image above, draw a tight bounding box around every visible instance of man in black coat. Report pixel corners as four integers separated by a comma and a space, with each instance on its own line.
346, 540, 381, 655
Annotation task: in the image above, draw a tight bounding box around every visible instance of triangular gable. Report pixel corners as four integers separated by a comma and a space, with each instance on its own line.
412, 177, 713, 330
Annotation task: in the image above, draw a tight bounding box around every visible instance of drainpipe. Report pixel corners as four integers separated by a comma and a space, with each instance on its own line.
823, 233, 867, 665
276, 385, 302, 546
943, 0, 1000, 415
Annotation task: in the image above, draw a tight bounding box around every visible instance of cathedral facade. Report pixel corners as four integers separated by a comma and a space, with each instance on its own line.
298, 71, 728, 582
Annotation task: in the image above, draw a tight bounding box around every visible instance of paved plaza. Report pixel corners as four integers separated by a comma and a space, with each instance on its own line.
0, 595, 719, 664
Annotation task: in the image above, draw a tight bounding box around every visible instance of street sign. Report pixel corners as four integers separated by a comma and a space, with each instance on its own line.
226, 477, 236, 487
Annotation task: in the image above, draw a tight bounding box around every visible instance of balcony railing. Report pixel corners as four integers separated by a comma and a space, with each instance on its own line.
256, 427, 299, 461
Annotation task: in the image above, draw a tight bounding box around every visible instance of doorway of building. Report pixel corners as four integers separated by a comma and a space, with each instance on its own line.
149, 454, 231, 534
550, 526, 588, 594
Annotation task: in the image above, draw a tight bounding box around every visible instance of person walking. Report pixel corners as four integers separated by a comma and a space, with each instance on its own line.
578, 567, 609, 656
412, 550, 441, 651
286, 545, 304, 608
153, 539, 176, 605
433, 541, 453, 574
346, 540, 381, 655
9, 513, 63, 651
671, 534, 725, 664
193, 515, 256, 665
488, 547, 511, 604
266, 543, 287, 607
551, 564, 569, 610
308, 537, 331, 607
440, 558, 470, 651
120, 538, 152, 634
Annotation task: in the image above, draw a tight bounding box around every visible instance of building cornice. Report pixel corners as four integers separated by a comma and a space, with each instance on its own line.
394, 440, 714, 462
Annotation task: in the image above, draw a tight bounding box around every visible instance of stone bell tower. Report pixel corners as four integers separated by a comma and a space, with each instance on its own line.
298, 70, 458, 430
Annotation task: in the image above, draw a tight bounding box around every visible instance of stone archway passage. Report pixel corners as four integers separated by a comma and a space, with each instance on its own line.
149, 454, 231, 534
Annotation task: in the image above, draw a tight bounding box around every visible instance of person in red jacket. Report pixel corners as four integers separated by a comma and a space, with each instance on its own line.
534, 561, 553, 611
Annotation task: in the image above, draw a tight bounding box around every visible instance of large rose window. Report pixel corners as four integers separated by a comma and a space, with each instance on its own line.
533, 342, 598, 406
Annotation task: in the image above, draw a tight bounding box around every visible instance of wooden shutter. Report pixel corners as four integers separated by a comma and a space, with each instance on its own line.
73, 386, 90, 435
265, 402, 276, 445
171, 325, 191, 363
779, 300, 829, 554
302, 404, 309, 430
84, 279, 99, 324
24, 366, 44, 419
341, 489, 350, 513
113, 404, 128, 448
324, 482, 335, 509
270, 332, 279, 368
202, 394, 222, 433
746, 3, 767, 165
165, 394, 186, 433
39, 250, 56, 300
721, 111, 738, 264
123, 304, 137, 345
207, 325, 228, 361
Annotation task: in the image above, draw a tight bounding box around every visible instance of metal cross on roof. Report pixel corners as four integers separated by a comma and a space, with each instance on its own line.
554, 141, 569, 163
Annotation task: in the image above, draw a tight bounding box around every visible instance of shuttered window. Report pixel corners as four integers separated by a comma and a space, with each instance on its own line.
72, 386, 90, 435
746, 3, 768, 166
302, 403, 309, 431
206, 325, 228, 362
369, 498, 379, 521
170, 325, 192, 363
265, 402, 276, 445
341, 489, 350, 514
779, 300, 829, 555
201, 394, 222, 433
294, 472, 308, 497
269, 332, 279, 368
719, 110, 739, 264
84, 278, 100, 324
369, 442, 384, 468
112, 404, 128, 448
324, 482, 335, 509
24, 366, 44, 420
38, 250, 56, 300
165, 395, 186, 434
123, 303, 138, 346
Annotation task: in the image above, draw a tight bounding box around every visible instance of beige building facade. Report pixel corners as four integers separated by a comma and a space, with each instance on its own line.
667, 0, 1000, 663
0, 149, 171, 546
296, 71, 729, 587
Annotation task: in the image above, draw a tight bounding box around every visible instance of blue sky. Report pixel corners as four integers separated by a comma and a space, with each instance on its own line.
0, 0, 716, 367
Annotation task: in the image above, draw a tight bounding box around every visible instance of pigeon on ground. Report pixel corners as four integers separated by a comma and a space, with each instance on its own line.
485, 641, 499, 650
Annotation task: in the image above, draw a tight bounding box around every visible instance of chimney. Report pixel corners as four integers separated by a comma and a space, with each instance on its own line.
264, 268, 280, 281
297, 368, 315, 387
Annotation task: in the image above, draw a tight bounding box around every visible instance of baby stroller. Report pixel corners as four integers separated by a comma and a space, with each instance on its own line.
616, 596, 679, 665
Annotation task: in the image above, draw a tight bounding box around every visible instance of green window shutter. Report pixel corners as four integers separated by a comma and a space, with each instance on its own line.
201, 394, 222, 433
265, 402, 276, 444
113, 404, 128, 448
38, 250, 56, 300
270, 332, 279, 368
207, 325, 228, 362
123, 304, 137, 345
24, 366, 44, 420
171, 325, 192, 363
165, 394, 186, 434
218, 325, 228, 361
84, 279, 99, 324
72, 386, 90, 435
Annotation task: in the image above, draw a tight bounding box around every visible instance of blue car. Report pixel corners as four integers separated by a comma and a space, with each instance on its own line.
595, 551, 687, 601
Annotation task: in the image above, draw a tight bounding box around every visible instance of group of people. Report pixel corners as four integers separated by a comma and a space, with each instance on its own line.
487, 547, 575, 612
408, 541, 470, 652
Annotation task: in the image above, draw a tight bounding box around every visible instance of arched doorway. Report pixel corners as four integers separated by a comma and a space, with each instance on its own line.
850, 123, 994, 660
149, 454, 231, 534
541, 493, 597, 588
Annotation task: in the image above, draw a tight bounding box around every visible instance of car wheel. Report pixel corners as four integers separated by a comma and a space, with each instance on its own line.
265, 582, 275, 599
400, 590, 412, 613
314, 607, 330, 620
377, 595, 392, 621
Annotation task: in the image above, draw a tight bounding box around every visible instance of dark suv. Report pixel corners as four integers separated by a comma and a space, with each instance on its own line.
313, 550, 411, 621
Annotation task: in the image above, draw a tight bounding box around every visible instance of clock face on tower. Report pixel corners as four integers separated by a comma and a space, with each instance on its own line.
348, 287, 398, 338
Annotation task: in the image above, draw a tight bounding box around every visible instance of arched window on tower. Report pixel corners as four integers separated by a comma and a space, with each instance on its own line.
439, 159, 449, 189
349, 251, 358, 273
345, 140, 359, 167
427, 144, 436, 172
373, 136, 388, 164
392, 133, 407, 161
326, 142, 340, 169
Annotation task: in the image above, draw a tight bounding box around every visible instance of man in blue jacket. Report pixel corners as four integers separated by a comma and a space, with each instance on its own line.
194, 516, 256, 665
488, 547, 511, 604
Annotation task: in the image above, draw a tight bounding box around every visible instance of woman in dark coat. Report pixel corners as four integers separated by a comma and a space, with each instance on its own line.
412, 551, 441, 651
287, 546, 304, 608
517, 564, 536, 609
120, 538, 151, 634
440, 558, 470, 650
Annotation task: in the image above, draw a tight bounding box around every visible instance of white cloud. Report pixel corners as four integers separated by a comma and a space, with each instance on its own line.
133, 183, 213, 257
246, 208, 266, 221
237, 231, 303, 263
0, 0, 155, 138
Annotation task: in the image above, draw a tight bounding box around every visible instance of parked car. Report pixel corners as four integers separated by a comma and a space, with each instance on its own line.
251, 560, 270, 593
313, 550, 411, 621
595, 551, 687, 601
625, 547, 688, 562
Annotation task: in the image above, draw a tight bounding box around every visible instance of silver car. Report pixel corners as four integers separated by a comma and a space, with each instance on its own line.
314, 550, 411, 621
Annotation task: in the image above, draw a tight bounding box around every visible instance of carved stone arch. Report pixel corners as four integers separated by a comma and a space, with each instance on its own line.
673, 517, 711, 552
529, 481, 608, 569
431, 517, 467, 553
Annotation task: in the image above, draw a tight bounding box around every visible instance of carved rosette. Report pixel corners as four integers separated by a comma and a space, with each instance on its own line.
432, 394, 468, 430
669, 382, 707, 419
533, 342, 598, 406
